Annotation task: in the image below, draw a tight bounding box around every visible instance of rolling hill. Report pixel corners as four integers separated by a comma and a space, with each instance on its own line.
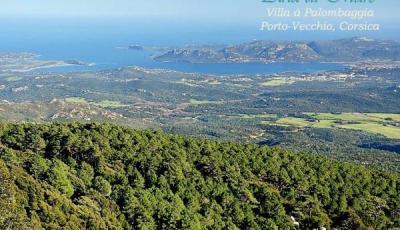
154, 37, 400, 63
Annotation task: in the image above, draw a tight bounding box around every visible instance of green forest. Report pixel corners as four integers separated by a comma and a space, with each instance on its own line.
0, 123, 399, 229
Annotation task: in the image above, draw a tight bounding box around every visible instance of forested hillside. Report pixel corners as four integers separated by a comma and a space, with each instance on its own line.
0, 123, 399, 229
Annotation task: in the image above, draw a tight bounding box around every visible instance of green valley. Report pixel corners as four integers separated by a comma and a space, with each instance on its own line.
0, 58, 399, 172
258, 113, 400, 139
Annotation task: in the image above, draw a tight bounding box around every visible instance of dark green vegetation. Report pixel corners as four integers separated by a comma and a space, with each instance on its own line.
155, 37, 400, 63
0, 57, 399, 172
0, 123, 399, 229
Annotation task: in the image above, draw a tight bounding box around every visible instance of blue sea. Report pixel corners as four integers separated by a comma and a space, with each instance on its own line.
0, 18, 356, 75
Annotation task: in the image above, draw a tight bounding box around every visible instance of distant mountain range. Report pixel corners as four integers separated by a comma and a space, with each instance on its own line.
154, 37, 400, 63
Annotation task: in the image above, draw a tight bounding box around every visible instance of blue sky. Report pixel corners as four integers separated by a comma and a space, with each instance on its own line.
0, 0, 399, 41
1, 0, 399, 22
1, 0, 256, 20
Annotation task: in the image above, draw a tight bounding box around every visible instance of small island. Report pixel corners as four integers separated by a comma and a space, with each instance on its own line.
128, 45, 144, 51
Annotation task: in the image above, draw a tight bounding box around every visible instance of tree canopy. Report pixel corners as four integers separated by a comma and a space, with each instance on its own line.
0, 123, 399, 229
